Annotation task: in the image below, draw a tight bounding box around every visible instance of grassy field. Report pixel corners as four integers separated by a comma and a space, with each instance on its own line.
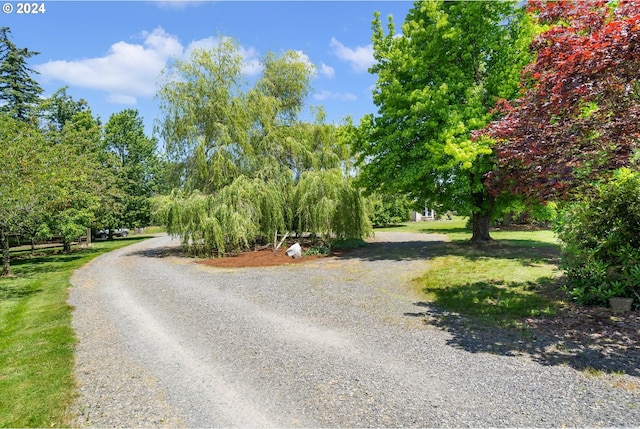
378, 217, 565, 327
0, 236, 151, 428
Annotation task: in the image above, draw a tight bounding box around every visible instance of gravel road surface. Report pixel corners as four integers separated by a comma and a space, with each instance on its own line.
69, 233, 639, 427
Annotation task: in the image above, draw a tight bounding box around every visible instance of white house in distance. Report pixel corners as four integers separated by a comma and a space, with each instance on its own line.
411, 207, 436, 222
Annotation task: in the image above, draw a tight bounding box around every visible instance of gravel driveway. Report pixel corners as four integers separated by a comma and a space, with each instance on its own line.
69, 233, 639, 427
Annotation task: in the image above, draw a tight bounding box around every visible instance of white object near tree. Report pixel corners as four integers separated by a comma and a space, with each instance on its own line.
285, 242, 302, 258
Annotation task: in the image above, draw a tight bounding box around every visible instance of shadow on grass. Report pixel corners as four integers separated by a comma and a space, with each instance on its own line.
8, 236, 151, 277
406, 300, 639, 378
10, 253, 89, 277
398, 237, 638, 377
0, 282, 41, 301
420, 278, 558, 320
416, 226, 470, 235
491, 238, 559, 249
445, 240, 560, 263
334, 240, 444, 262
335, 236, 559, 266
91, 235, 148, 243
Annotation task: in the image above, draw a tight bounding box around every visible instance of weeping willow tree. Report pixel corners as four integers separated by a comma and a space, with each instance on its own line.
295, 170, 371, 242
154, 177, 286, 256
154, 38, 371, 256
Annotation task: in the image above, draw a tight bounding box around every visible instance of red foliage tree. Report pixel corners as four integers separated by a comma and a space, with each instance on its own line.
477, 0, 640, 200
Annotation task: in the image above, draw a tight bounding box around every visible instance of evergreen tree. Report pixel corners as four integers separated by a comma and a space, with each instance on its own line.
0, 27, 43, 121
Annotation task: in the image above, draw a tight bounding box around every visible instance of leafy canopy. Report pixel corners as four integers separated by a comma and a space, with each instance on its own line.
155, 39, 371, 255
479, 0, 640, 200
0, 110, 104, 273
0, 115, 49, 273
103, 109, 162, 228
354, 0, 533, 240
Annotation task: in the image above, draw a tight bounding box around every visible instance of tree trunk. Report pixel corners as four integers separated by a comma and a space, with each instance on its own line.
63, 239, 71, 253
469, 181, 494, 244
503, 211, 513, 227
468, 60, 497, 245
470, 213, 492, 243
1, 227, 11, 276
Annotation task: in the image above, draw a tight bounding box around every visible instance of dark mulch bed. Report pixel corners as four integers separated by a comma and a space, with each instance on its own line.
196, 246, 327, 268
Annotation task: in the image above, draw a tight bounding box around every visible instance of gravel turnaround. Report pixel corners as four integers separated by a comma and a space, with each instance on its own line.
69, 233, 640, 428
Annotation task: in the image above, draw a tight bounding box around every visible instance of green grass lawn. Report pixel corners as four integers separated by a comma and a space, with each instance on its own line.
141, 225, 166, 234
0, 236, 150, 428
378, 216, 473, 240
378, 217, 565, 327
379, 216, 559, 245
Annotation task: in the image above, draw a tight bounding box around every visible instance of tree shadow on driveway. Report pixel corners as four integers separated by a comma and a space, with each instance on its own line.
405, 301, 640, 378
125, 245, 183, 259
333, 239, 444, 262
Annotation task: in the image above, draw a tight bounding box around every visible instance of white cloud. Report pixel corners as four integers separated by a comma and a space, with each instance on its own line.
142, 28, 184, 57
292, 51, 312, 67
37, 27, 183, 105
239, 46, 263, 76
329, 37, 374, 73
36, 28, 265, 105
313, 90, 357, 102
154, 0, 204, 10
107, 94, 137, 105
319, 63, 335, 79
241, 58, 263, 76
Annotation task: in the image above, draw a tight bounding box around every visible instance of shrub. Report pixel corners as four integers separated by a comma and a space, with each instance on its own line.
555, 168, 640, 306
303, 245, 331, 256
369, 193, 412, 227
494, 198, 558, 227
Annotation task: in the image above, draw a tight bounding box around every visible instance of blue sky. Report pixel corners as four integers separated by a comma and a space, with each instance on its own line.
3, 1, 413, 136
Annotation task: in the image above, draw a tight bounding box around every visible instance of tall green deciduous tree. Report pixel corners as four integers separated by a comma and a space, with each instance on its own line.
0, 27, 43, 121
45, 110, 103, 252
0, 114, 47, 275
157, 39, 334, 191
33, 92, 105, 249
355, 1, 533, 242
40, 86, 90, 131
103, 109, 162, 229
0, 110, 102, 272
369, 193, 412, 227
